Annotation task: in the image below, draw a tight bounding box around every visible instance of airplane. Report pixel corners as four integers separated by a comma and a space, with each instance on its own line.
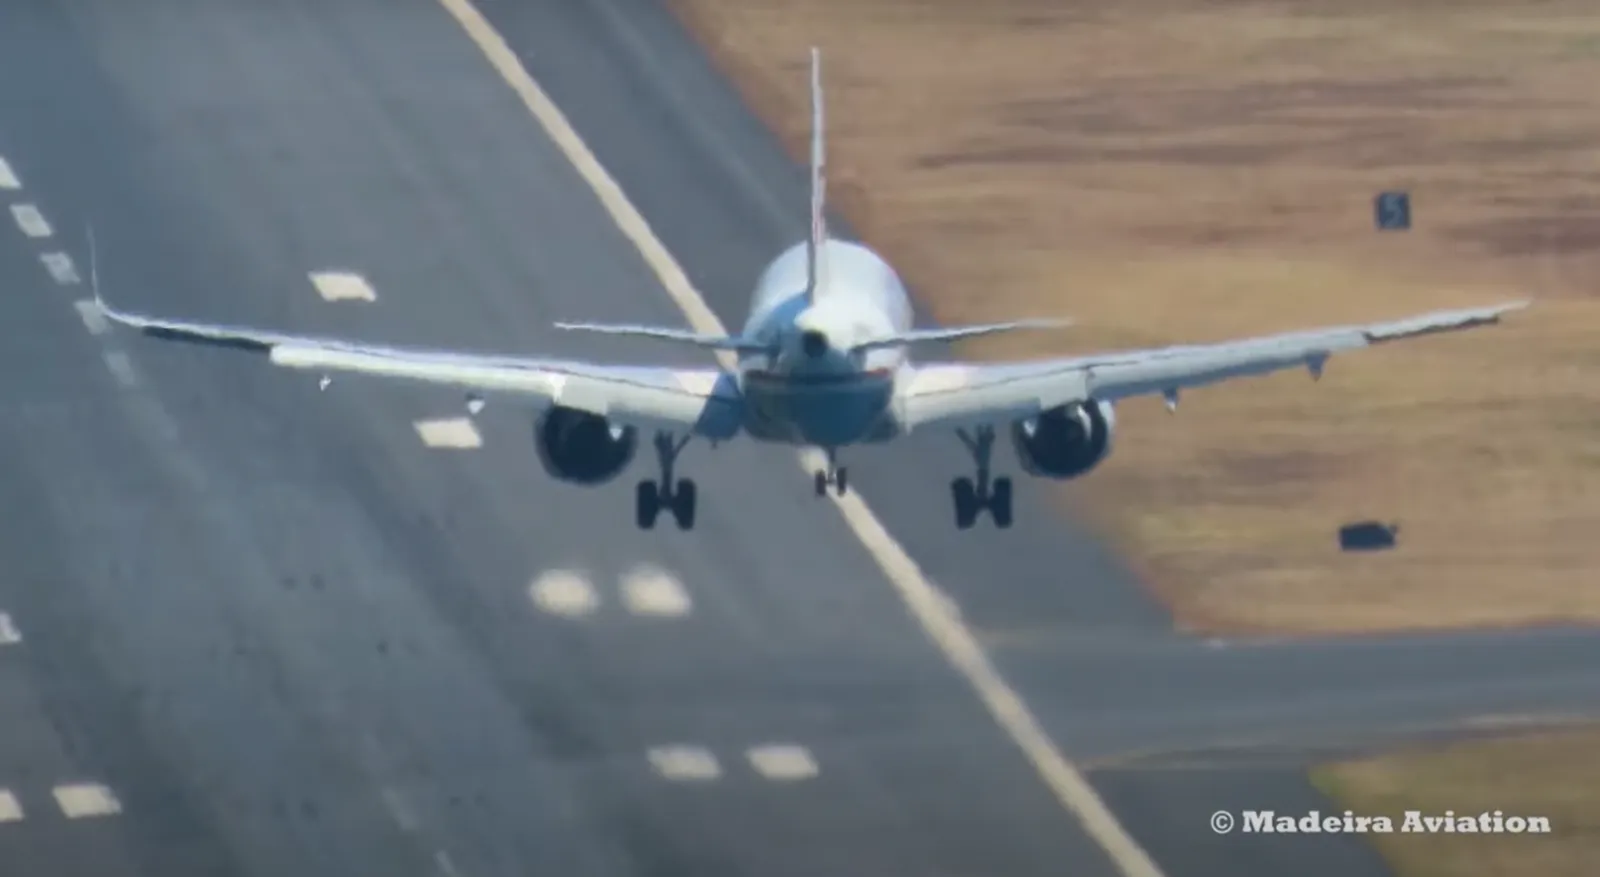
93, 47, 1529, 532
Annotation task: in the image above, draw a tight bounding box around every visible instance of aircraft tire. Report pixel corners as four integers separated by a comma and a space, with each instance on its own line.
991, 477, 1014, 529
672, 479, 697, 530
952, 477, 979, 530
636, 480, 659, 530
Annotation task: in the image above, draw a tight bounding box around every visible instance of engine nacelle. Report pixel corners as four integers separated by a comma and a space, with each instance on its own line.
1010, 400, 1116, 480
534, 405, 638, 486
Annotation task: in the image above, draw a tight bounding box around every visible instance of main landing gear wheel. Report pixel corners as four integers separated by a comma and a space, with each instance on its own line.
951, 425, 1014, 529
636, 431, 697, 530
813, 448, 848, 497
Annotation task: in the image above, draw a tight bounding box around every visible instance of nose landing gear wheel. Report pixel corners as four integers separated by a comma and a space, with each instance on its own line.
813, 449, 848, 497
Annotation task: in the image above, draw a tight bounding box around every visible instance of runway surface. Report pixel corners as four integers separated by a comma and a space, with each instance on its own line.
1, 1, 1599, 876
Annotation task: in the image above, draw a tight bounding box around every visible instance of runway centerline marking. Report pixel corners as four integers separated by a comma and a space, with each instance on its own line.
103, 350, 139, 388
53, 783, 121, 818
381, 787, 420, 832
309, 270, 378, 303
414, 417, 483, 449
0, 157, 18, 190
0, 790, 21, 823
434, 849, 465, 877
42, 252, 81, 285
74, 299, 111, 336
436, 5, 1165, 875
619, 564, 691, 617
0, 613, 19, 646
10, 203, 52, 238
746, 744, 818, 781
647, 745, 720, 781
529, 569, 599, 617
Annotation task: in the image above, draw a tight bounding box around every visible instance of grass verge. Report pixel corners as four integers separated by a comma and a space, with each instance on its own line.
669, 0, 1600, 635
1312, 726, 1600, 876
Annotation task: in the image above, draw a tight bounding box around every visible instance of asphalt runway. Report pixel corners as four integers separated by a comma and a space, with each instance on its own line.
0, 0, 1136, 875
2, 1, 1600, 876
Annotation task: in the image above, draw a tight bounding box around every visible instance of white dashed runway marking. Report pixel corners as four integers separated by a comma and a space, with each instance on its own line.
434, 850, 465, 877
102, 350, 139, 388
0, 157, 18, 190
0, 613, 18, 646
619, 565, 691, 617
42, 252, 81, 285
309, 270, 377, 303
52, 783, 121, 819
746, 744, 819, 782
74, 299, 110, 336
381, 787, 420, 832
0, 790, 21, 823
647, 746, 720, 782
528, 569, 599, 617
413, 418, 482, 449
11, 203, 52, 238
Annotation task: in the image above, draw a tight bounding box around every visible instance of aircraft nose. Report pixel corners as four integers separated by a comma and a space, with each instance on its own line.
800, 328, 829, 359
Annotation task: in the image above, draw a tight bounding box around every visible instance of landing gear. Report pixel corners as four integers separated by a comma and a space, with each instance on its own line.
636, 431, 696, 530
813, 448, 848, 497
952, 425, 1013, 530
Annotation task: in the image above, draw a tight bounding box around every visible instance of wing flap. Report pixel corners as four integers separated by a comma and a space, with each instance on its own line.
96, 296, 744, 439
898, 300, 1528, 432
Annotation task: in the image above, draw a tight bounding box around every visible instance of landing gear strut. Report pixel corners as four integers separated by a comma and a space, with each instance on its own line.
813, 447, 848, 497
952, 425, 1013, 530
637, 431, 697, 530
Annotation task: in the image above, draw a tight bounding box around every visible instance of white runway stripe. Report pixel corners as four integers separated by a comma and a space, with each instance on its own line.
52, 783, 121, 818
413, 418, 482, 449
310, 270, 377, 302
42, 252, 81, 285
619, 565, 691, 617
11, 203, 51, 238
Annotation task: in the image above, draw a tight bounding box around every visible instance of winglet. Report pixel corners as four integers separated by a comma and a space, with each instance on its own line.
804, 45, 828, 302
1362, 299, 1532, 343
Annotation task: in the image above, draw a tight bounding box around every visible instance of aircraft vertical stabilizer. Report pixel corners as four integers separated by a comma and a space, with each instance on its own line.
804, 46, 829, 302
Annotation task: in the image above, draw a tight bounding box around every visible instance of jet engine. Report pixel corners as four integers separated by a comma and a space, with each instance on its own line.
534, 405, 638, 485
1010, 400, 1116, 480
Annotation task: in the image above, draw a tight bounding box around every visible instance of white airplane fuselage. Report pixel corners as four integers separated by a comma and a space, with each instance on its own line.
735, 238, 914, 448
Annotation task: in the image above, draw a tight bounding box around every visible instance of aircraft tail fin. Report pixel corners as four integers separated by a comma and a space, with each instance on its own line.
553, 322, 773, 355
846, 319, 1071, 356
804, 45, 828, 302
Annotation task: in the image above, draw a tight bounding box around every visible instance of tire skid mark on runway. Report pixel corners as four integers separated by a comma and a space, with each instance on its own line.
434, 3, 1164, 873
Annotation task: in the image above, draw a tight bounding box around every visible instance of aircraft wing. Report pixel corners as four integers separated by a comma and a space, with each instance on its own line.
898, 300, 1530, 432
95, 296, 744, 439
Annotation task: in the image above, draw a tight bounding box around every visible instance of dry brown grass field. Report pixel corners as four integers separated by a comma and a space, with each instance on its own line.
1311, 724, 1600, 876
670, 0, 1600, 636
